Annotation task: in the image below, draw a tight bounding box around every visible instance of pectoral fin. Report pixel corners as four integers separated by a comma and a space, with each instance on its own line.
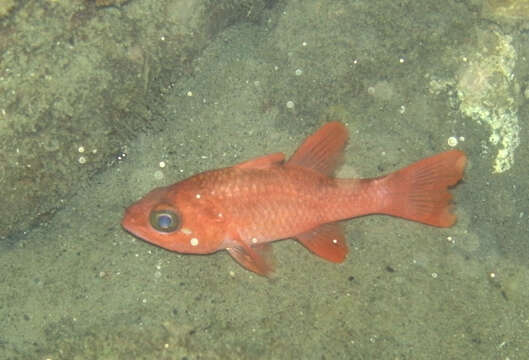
296, 223, 348, 263
227, 242, 275, 276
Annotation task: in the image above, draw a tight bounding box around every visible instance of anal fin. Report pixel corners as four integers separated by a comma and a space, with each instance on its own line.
296, 223, 348, 263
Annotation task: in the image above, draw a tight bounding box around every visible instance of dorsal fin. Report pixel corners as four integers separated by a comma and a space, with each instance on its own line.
286, 122, 349, 175
235, 152, 285, 170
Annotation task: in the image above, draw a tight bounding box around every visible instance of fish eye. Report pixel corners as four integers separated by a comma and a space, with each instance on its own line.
149, 209, 181, 233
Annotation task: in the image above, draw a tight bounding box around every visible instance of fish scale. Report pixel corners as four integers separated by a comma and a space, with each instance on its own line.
216, 167, 330, 240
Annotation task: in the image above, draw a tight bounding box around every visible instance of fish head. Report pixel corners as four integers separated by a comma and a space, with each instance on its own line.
121, 184, 227, 254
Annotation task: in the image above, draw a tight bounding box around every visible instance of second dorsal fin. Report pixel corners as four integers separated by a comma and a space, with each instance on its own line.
286, 122, 349, 175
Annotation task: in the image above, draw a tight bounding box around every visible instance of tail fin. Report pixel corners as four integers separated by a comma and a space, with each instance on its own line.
378, 150, 467, 227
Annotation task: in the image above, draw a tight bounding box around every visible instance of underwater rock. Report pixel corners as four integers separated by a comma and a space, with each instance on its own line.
456, 29, 520, 173
482, 0, 529, 27
428, 27, 521, 174
0, 0, 15, 19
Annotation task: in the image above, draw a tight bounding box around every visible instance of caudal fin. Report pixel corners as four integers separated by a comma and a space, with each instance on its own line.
379, 150, 467, 227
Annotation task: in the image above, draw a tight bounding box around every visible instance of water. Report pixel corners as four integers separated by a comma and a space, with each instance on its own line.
1, 0, 528, 359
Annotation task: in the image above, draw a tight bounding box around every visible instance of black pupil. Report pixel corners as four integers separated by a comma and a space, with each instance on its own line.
150, 210, 180, 232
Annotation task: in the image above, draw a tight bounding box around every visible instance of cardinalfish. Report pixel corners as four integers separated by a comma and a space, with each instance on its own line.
122, 122, 467, 276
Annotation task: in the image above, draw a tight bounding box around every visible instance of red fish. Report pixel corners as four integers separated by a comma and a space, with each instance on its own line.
122, 122, 466, 276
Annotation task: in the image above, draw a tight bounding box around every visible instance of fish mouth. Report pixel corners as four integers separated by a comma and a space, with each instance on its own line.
121, 204, 144, 236
121, 218, 150, 244
121, 218, 139, 238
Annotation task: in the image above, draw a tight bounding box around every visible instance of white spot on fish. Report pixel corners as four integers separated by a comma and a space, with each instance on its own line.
190, 238, 199, 246
332, 239, 338, 244
195, 194, 201, 199
251, 237, 258, 244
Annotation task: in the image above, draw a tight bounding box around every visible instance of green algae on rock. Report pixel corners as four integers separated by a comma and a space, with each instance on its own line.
429, 28, 521, 174
455, 30, 520, 173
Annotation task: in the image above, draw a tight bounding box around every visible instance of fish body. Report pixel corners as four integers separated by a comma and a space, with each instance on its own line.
122, 122, 466, 275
